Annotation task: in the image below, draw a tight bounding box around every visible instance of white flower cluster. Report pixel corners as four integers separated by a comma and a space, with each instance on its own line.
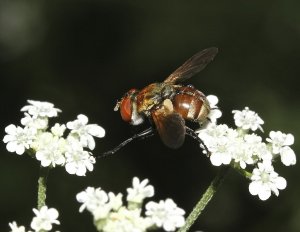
9, 206, 60, 232
3, 100, 105, 176
206, 95, 222, 125
198, 106, 296, 201
76, 177, 185, 232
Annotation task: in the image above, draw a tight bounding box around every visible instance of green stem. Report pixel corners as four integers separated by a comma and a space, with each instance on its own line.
37, 166, 50, 209
231, 163, 252, 179
178, 166, 229, 232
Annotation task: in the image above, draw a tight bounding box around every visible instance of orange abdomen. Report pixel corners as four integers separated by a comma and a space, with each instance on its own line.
173, 86, 210, 122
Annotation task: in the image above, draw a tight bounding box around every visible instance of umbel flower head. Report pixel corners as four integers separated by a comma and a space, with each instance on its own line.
3, 100, 105, 176
126, 177, 154, 205
76, 177, 185, 232
8, 205, 60, 232
249, 161, 287, 201
21, 100, 61, 118
197, 106, 296, 201
30, 206, 60, 231
8, 221, 26, 232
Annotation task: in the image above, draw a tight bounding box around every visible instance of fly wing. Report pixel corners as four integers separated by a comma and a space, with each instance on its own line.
152, 110, 186, 149
164, 47, 218, 84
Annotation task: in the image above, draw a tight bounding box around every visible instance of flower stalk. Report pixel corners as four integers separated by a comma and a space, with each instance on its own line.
178, 166, 229, 232
37, 166, 50, 209
231, 162, 252, 179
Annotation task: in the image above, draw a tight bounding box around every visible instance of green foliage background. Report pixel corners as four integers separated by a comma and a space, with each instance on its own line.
0, 1, 299, 231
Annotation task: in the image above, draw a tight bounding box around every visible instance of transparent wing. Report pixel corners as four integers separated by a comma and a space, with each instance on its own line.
164, 47, 218, 84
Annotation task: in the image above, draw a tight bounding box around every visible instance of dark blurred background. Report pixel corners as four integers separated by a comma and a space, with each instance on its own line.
0, 0, 299, 231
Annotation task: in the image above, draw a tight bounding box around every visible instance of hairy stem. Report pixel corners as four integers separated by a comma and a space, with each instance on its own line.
178, 166, 229, 232
37, 166, 50, 209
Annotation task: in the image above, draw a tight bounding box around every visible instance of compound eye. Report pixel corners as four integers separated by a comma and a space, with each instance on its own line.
120, 96, 132, 122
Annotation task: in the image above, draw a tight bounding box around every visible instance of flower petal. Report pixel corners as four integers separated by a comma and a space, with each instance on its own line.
280, 146, 296, 166
86, 125, 105, 138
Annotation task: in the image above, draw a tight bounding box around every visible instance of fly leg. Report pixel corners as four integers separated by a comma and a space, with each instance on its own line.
97, 127, 155, 158
185, 126, 210, 156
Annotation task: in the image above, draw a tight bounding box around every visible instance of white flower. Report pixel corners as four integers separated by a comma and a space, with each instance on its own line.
21, 113, 49, 130
77, 178, 186, 232
231, 133, 273, 168
145, 199, 185, 231
280, 146, 296, 166
266, 131, 294, 154
102, 207, 152, 232
76, 187, 114, 220
76, 187, 120, 220
66, 114, 105, 150
34, 132, 66, 167
198, 124, 236, 166
250, 139, 273, 162
206, 95, 222, 124
126, 177, 154, 204
198, 123, 278, 169
197, 124, 228, 150
249, 162, 287, 200
230, 137, 255, 169
50, 123, 66, 137
21, 100, 61, 118
30, 206, 60, 231
8, 221, 26, 232
232, 107, 264, 132
209, 137, 233, 166
76, 187, 109, 215
65, 140, 95, 176
108, 192, 123, 211
3, 124, 36, 155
